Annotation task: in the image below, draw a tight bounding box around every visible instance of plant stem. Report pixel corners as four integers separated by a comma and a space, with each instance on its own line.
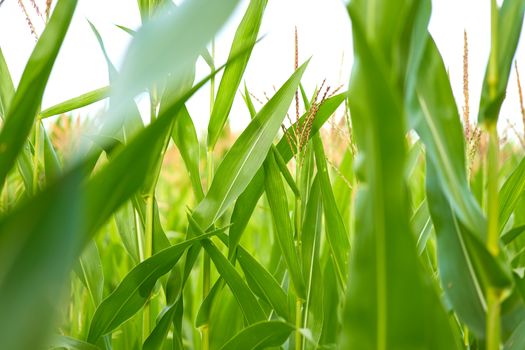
486, 122, 500, 350
295, 154, 303, 350
142, 191, 155, 341
295, 298, 303, 350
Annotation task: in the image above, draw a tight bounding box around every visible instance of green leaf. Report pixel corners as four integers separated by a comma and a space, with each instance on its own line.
40, 86, 110, 118
263, 149, 305, 298
227, 92, 345, 258
48, 335, 100, 350
200, 238, 266, 324
219, 321, 294, 350
114, 201, 141, 263
341, 3, 460, 348
207, 0, 267, 149
313, 134, 350, 287
42, 124, 61, 182
172, 107, 204, 201
75, 240, 104, 307
237, 246, 289, 320
301, 176, 324, 343
478, 0, 525, 124
504, 320, 525, 349
408, 35, 486, 238
502, 225, 525, 245
0, 47, 14, 119
142, 304, 177, 350
192, 61, 308, 231
87, 234, 213, 343
499, 156, 525, 232
426, 161, 487, 336
0, 0, 78, 190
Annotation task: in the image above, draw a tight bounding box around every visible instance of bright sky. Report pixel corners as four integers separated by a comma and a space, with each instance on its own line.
0, 0, 524, 137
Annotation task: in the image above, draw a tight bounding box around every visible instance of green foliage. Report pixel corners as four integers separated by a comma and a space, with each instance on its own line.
2, 0, 525, 349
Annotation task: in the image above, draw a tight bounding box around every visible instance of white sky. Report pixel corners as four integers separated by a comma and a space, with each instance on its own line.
0, 0, 524, 138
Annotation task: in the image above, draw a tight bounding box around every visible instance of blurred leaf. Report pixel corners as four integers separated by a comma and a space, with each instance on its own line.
207, 0, 267, 149
49, 335, 100, 350
504, 320, 525, 349
0, 166, 83, 350
110, 0, 240, 125
219, 321, 294, 350
503, 225, 525, 245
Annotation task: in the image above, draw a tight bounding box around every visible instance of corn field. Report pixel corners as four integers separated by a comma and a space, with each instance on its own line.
1, 0, 525, 349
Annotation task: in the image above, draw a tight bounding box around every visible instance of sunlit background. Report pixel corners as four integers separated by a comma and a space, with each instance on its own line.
0, 0, 524, 137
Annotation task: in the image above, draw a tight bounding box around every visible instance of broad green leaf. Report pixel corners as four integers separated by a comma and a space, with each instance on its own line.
201, 238, 266, 324
313, 134, 349, 287
207, 0, 267, 149
219, 321, 294, 350
499, 156, 525, 232
40, 86, 110, 119
478, 0, 525, 124
0, 0, 78, 190
426, 161, 487, 336
192, 61, 308, 230
408, 35, 486, 237
263, 149, 305, 298
0, 166, 83, 350
87, 234, 213, 343
341, 3, 460, 348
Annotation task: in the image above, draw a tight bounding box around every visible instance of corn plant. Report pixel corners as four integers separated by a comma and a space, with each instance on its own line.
2, 0, 525, 349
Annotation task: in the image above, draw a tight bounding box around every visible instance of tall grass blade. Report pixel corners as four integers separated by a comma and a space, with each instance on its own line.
207, 0, 267, 149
